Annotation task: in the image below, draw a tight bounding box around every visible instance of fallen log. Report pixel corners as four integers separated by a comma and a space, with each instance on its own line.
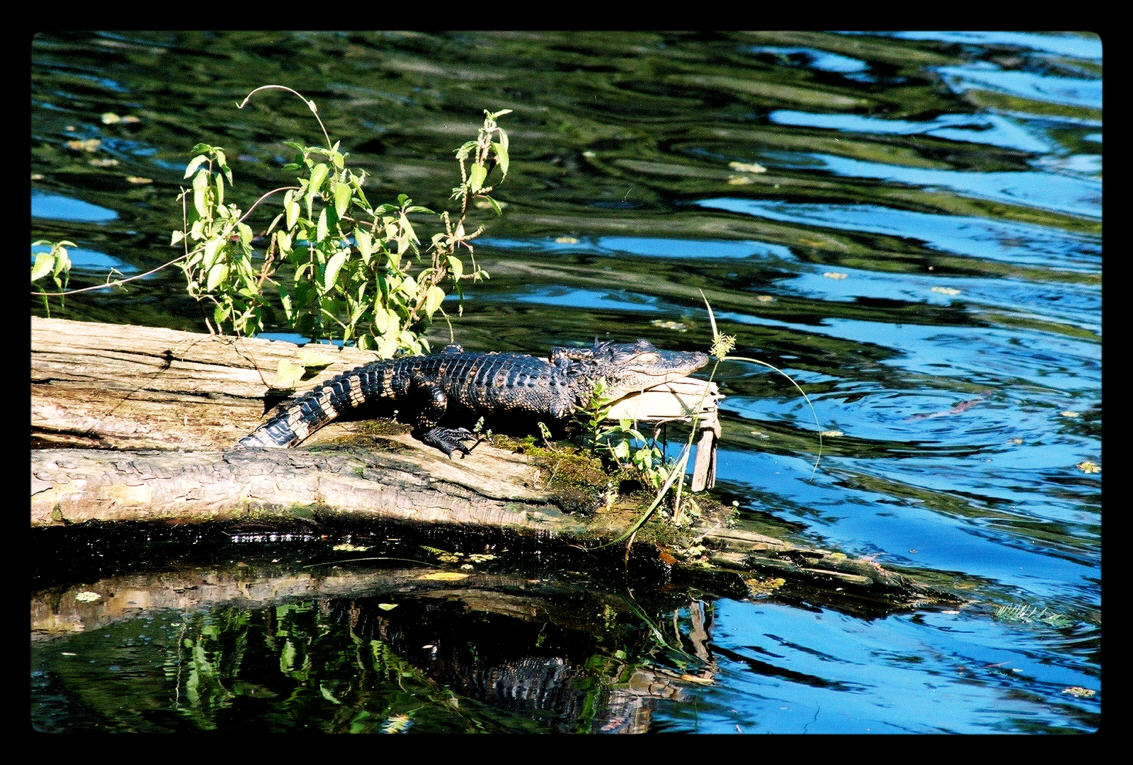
30, 317, 963, 612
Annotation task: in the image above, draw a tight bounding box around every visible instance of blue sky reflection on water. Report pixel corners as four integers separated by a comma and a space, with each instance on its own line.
31, 191, 117, 223
767, 151, 1101, 221
695, 197, 1099, 271
680, 598, 1098, 734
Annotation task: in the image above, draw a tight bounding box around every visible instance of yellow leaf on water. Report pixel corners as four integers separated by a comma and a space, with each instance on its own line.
75, 591, 101, 602
931, 286, 961, 296
728, 161, 767, 174
822, 271, 848, 280
66, 138, 101, 152
417, 572, 469, 581
1076, 461, 1100, 474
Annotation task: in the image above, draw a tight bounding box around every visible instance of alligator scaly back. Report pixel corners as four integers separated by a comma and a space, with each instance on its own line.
238, 340, 708, 457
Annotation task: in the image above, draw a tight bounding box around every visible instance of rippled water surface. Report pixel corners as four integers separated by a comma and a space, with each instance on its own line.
30, 31, 1101, 733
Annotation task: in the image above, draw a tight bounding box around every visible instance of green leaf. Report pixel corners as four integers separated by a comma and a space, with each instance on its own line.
469, 163, 487, 193
275, 229, 292, 255
202, 237, 223, 271
316, 207, 329, 242
170, 230, 185, 247
424, 285, 446, 317
52, 247, 71, 276
297, 347, 335, 369
309, 162, 330, 193
284, 191, 300, 229
214, 171, 225, 206
324, 249, 348, 292
183, 154, 209, 180
275, 358, 306, 389
192, 170, 209, 217
355, 229, 372, 263
206, 261, 229, 292
333, 181, 351, 218
398, 212, 419, 244
31, 252, 54, 282
492, 139, 509, 179
480, 195, 502, 216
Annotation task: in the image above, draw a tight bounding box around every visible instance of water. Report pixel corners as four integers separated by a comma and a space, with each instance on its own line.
30, 31, 1101, 733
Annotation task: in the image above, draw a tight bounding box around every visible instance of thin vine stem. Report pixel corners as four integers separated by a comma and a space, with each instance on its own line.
31, 184, 299, 298
237, 85, 332, 150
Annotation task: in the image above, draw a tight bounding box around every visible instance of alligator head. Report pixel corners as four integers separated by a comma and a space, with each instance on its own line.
553, 338, 709, 402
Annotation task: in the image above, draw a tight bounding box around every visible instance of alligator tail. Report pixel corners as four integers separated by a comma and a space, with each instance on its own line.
237, 362, 392, 448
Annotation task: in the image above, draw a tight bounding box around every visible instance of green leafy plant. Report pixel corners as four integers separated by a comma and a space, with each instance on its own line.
30, 239, 74, 316
578, 378, 670, 490
33, 85, 512, 359
174, 86, 511, 354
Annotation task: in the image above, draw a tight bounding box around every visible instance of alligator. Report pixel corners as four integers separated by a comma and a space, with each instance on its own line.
238, 339, 709, 457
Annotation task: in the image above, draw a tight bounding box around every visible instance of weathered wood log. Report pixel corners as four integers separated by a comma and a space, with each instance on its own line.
31, 441, 588, 533
30, 317, 963, 611
30, 315, 702, 532
32, 316, 377, 450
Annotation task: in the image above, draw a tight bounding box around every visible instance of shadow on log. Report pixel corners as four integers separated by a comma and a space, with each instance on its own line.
31, 317, 965, 614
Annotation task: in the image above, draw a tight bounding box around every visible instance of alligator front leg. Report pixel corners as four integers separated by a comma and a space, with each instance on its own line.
411, 377, 478, 458
420, 426, 478, 458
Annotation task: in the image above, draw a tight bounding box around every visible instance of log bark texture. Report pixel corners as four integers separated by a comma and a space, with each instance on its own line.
30, 443, 588, 531
32, 316, 378, 450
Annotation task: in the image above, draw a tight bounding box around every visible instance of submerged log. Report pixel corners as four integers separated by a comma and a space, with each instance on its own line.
30, 317, 961, 612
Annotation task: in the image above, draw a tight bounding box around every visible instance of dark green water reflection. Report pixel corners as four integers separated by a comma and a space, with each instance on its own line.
31, 31, 1100, 733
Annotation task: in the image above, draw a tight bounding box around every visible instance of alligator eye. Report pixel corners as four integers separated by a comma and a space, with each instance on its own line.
636, 352, 660, 362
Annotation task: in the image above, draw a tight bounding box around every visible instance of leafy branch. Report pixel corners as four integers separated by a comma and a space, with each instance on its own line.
33, 86, 513, 359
